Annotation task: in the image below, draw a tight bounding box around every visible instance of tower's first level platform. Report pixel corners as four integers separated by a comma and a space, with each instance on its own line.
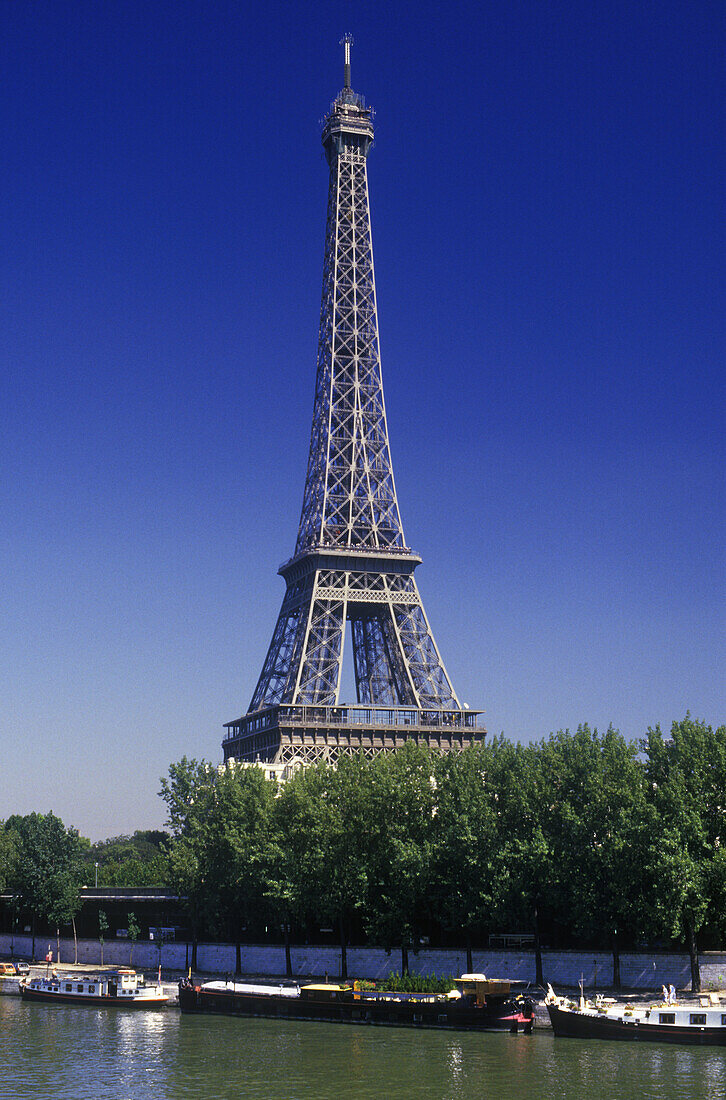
223, 704, 486, 767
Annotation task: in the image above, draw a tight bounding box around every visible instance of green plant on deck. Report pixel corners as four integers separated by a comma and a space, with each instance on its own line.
376, 972, 455, 994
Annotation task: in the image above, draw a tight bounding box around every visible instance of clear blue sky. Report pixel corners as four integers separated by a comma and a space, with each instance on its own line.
2, 1, 723, 840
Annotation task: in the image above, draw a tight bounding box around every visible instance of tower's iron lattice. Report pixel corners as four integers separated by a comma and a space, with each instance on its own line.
223, 40, 485, 766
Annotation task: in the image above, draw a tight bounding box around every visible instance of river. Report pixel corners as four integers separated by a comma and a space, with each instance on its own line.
2, 995, 725, 1099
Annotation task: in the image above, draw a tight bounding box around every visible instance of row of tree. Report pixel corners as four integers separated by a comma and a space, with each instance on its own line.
159, 715, 726, 991
0, 818, 168, 957
2, 716, 724, 991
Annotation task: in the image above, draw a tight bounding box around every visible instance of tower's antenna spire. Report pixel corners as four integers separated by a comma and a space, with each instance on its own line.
341, 33, 353, 89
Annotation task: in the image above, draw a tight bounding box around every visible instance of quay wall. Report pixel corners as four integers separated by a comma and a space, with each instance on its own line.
3, 933, 726, 990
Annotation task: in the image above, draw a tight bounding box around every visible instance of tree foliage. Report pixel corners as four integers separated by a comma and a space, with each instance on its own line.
85, 830, 169, 887
2, 812, 86, 931
153, 714, 723, 986
642, 715, 726, 990
159, 757, 276, 962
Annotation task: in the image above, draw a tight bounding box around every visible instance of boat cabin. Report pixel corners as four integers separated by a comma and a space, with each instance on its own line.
299, 984, 351, 1002
454, 974, 511, 1005
28, 968, 148, 1000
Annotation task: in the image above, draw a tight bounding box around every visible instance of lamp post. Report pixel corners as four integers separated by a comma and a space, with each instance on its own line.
95, 862, 99, 888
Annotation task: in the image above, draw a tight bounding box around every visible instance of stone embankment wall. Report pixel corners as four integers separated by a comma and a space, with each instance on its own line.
3, 933, 726, 990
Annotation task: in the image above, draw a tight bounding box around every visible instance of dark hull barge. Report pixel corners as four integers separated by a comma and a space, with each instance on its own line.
179, 974, 534, 1033
546, 985, 726, 1046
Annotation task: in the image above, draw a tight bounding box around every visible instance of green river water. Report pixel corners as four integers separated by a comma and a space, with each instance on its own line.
1, 995, 724, 1099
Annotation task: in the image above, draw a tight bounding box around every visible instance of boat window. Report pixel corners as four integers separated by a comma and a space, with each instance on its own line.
659, 1013, 675, 1024
77, 984, 84, 992
690, 1013, 707, 1025
89, 985, 95, 993
65, 984, 72, 992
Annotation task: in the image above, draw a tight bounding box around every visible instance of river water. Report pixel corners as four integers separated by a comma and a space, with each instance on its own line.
2, 995, 724, 1099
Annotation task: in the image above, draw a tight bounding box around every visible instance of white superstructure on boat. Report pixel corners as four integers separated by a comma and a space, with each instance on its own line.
545, 983, 726, 1045
21, 968, 167, 1008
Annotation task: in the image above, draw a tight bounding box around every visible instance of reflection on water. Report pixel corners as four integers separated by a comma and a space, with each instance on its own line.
0, 998, 180, 1100
1, 996, 724, 1100
446, 1040, 464, 1087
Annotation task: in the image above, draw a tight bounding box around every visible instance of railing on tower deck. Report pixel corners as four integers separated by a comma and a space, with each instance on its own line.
224, 703, 486, 741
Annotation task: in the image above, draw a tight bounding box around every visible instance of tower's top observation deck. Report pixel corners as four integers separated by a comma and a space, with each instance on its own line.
322, 35, 374, 165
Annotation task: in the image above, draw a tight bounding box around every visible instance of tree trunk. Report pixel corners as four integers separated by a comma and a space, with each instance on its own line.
533, 903, 544, 986
191, 936, 197, 971
687, 917, 701, 993
72, 917, 78, 965
339, 913, 348, 981
235, 940, 242, 977
612, 930, 621, 991
465, 930, 473, 975
401, 943, 409, 976
284, 922, 293, 979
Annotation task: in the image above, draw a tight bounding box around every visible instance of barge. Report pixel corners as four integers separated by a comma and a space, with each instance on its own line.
545, 983, 726, 1045
178, 973, 534, 1032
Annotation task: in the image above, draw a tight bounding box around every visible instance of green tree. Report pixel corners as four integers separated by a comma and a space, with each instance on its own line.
326, 755, 375, 977
532, 725, 654, 988
431, 743, 500, 971
363, 744, 437, 974
98, 909, 109, 966
0, 824, 18, 894
160, 757, 277, 970
268, 757, 370, 979
160, 757, 215, 835
643, 715, 726, 991
86, 831, 169, 887
166, 835, 205, 970
203, 765, 277, 973
486, 740, 554, 986
127, 912, 140, 965
4, 812, 85, 960
160, 757, 219, 966
265, 781, 310, 978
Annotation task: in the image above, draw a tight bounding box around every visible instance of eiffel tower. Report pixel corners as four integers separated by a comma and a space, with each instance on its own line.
223, 39, 486, 766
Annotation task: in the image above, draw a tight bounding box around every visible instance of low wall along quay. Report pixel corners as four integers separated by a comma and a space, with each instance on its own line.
2, 933, 726, 991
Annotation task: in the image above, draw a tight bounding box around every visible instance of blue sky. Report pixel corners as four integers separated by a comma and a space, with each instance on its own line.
2, 0, 723, 839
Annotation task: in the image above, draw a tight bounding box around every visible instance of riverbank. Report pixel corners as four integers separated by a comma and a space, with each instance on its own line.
3, 932, 725, 992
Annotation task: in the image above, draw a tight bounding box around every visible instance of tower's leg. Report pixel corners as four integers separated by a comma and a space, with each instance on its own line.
250, 570, 348, 709
248, 575, 313, 710
292, 581, 347, 704
387, 576, 460, 708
